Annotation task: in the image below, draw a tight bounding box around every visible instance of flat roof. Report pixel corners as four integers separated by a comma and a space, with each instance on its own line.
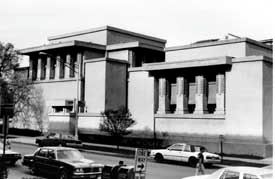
20, 40, 106, 54
106, 41, 164, 51
165, 38, 272, 52
129, 56, 232, 72
48, 25, 167, 44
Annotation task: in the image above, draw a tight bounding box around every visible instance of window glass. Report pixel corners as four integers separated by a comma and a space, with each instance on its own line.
168, 144, 184, 151
243, 174, 259, 179
48, 150, 56, 159
219, 170, 240, 179
184, 145, 191, 152
37, 149, 48, 158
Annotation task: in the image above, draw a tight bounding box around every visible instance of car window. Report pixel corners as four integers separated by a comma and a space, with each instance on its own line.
37, 149, 48, 158
168, 144, 184, 151
220, 170, 240, 179
48, 150, 56, 159
243, 174, 259, 179
184, 145, 191, 152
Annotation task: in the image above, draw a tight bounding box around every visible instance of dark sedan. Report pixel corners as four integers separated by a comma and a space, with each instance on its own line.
22, 147, 103, 179
35, 133, 83, 147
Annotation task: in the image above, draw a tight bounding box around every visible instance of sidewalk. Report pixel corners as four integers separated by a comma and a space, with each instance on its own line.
8, 135, 273, 168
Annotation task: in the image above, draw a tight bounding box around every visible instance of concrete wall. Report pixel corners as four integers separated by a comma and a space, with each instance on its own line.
166, 42, 246, 62
105, 61, 127, 110
49, 30, 108, 45
246, 43, 272, 58
78, 113, 101, 131
84, 60, 106, 113
108, 50, 129, 61
34, 80, 77, 101
156, 117, 226, 135
128, 70, 155, 130
48, 113, 74, 134
225, 59, 263, 137
107, 30, 165, 48
262, 61, 273, 142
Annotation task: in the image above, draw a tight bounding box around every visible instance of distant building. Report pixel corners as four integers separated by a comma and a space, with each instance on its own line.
19, 26, 272, 157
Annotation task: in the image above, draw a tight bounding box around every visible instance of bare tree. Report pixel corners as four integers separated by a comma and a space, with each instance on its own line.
100, 107, 136, 149
0, 42, 46, 132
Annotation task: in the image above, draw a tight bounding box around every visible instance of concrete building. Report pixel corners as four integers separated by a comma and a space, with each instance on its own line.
19, 26, 272, 157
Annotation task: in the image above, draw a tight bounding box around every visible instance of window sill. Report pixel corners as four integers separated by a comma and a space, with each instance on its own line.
154, 113, 225, 120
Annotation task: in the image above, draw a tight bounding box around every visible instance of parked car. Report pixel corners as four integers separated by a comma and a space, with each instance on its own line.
0, 140, 21, 165
150, 143, 221, 167
35, 133, 83, 147
22, 146, 103, 179
181, 166, 273, 179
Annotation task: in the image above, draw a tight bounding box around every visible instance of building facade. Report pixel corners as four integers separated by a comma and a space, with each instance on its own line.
19, 26, 273, 157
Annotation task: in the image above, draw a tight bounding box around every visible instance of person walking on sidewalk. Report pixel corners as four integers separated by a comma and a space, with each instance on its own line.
195, 147, 206, 175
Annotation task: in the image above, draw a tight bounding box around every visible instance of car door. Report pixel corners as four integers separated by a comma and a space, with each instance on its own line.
181, 144, 193, 162
45, 149, 60, 174
166, 144, 185, 161
34, 148, 49, 173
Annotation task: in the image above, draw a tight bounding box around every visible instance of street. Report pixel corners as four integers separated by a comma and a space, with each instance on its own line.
7, 143, 220, 179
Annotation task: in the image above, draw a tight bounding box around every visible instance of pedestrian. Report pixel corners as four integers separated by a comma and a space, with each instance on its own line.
195, 146, 206, 175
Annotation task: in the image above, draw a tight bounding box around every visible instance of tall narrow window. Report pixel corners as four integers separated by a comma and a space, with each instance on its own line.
188, 77, 195, 113
70, 54, 76, 77
207, 74, 216, 114
59, 55, 65, 79
50, 58, 56, 79
40, 57, 46, 80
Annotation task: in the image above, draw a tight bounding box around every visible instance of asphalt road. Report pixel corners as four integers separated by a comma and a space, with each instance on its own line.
7, 142, 221, 179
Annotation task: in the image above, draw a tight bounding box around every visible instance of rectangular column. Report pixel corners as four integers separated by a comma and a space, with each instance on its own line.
45, 56, 51, 80
194, 75, 208, 114
29, 58, 33, 80
214, 74, 225, 114
76, 52, 83, 112
37, 58, 41, 80
175, 76, 189, 114
55, 56, 60, 80
157, 78, 170, 114
65, 54, 71, 78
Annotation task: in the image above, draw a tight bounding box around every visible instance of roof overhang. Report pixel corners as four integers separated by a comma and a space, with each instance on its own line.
20, 40, 106, 55
129, 56, 232, 72
165, 38, 272, 52
106, 41, 164, 51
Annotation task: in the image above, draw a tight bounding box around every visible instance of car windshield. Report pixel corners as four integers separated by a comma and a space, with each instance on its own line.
57, 149, 84, 160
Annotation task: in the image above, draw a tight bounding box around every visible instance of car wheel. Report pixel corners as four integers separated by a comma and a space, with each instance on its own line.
188, 157, 198, 168
155, 153, 164, 162
30, 165, 37, 174
59, 170, 69, 179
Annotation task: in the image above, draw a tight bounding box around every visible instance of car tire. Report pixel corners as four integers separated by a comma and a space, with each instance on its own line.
188, 157, 198, 168
155, 153, 164, 162
59, 169, 69, 179
30, 165, 37, 175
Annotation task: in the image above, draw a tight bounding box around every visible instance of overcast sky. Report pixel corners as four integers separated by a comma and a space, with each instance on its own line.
0, 0, 274, 49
